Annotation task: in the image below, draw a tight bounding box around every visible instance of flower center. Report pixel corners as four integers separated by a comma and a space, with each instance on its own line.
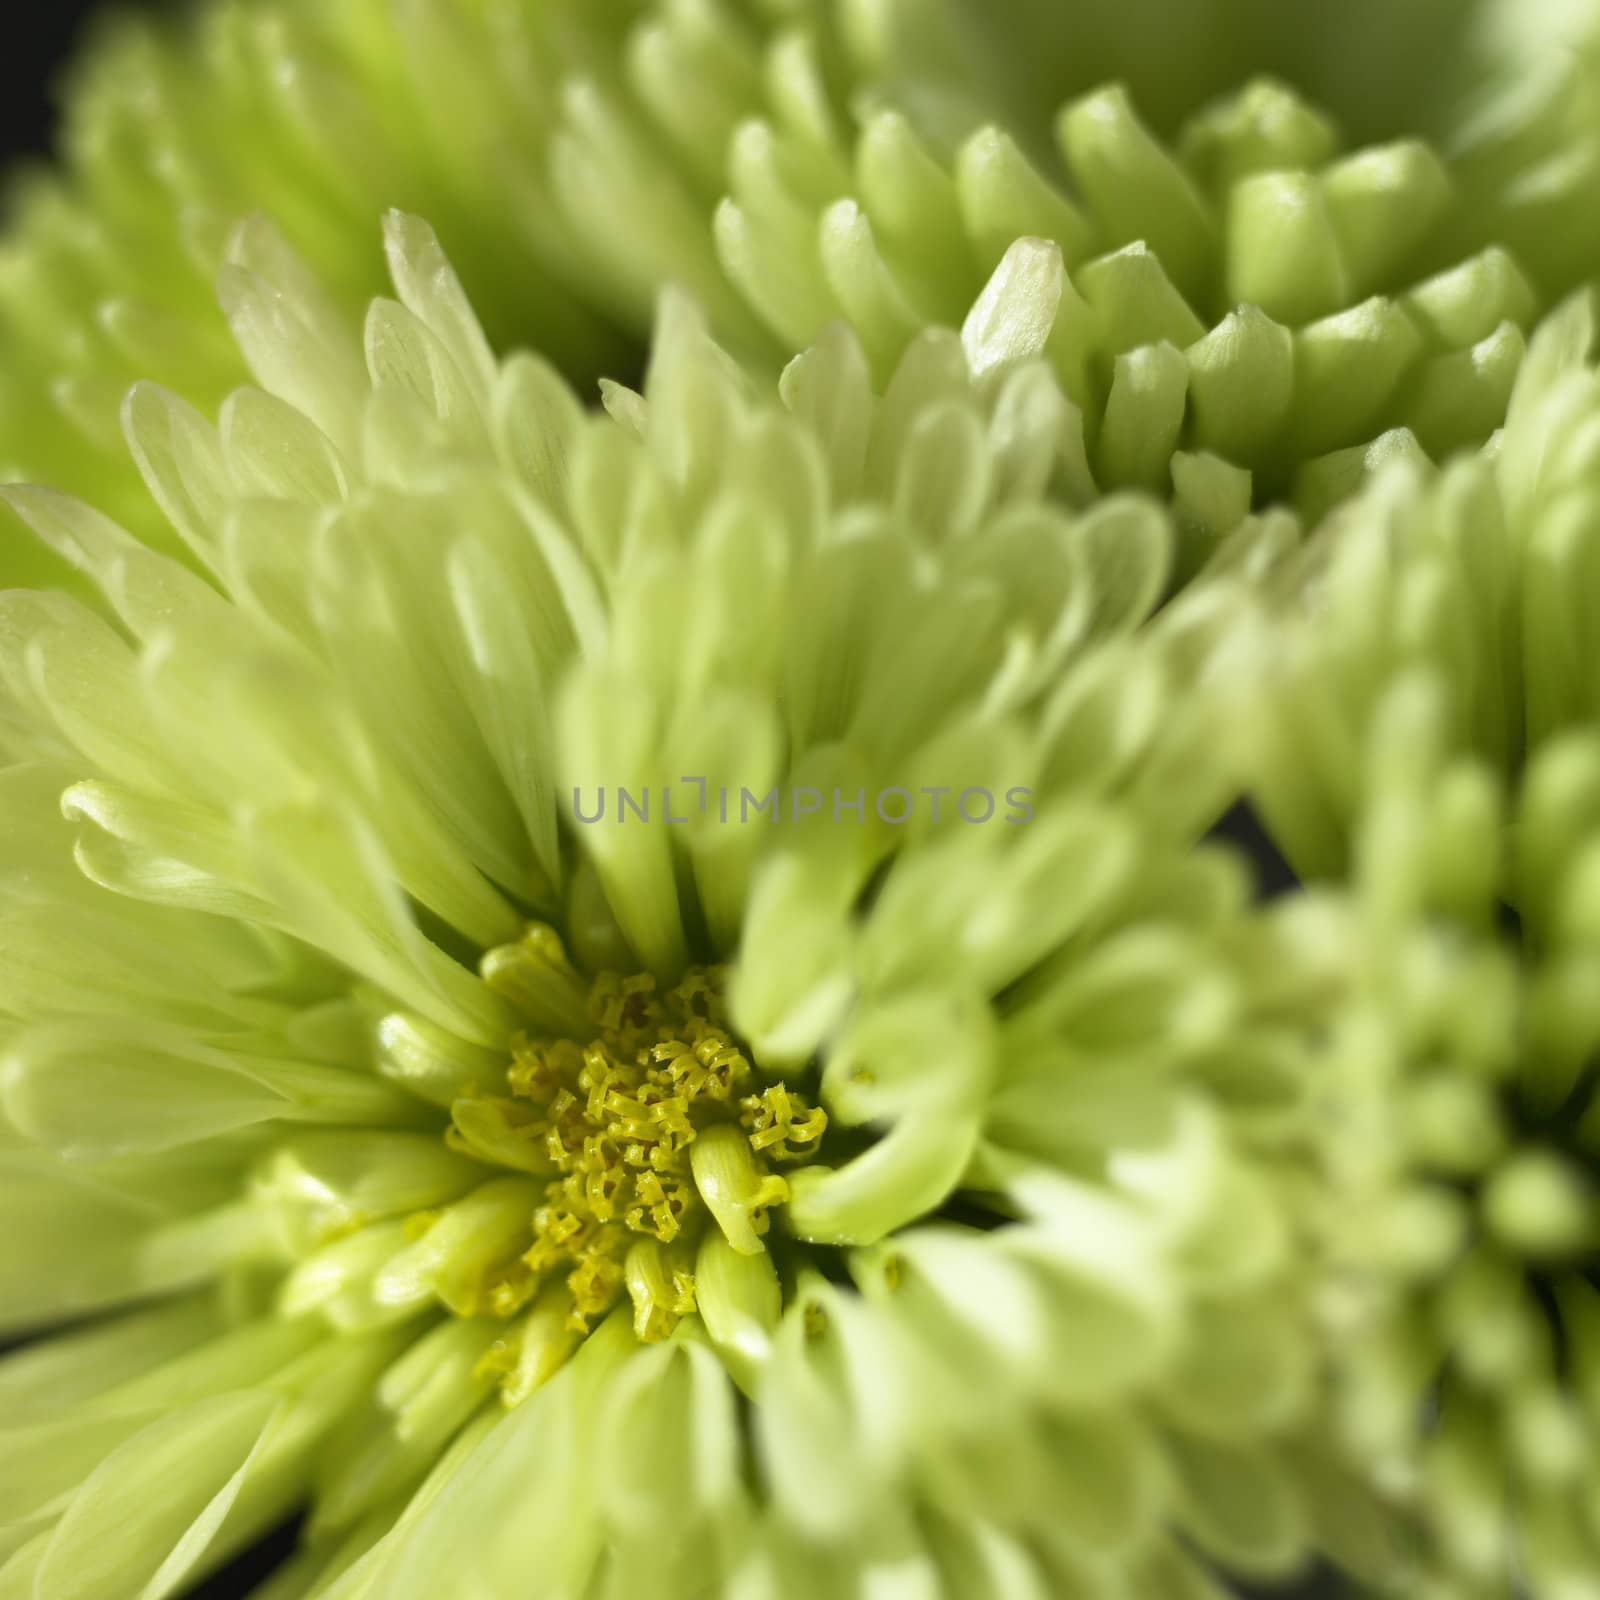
438, 930, 825, 1397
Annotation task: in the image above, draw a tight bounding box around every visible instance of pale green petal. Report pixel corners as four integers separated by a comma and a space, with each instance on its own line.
0, 1296, 221, 1426
373, 1179, 540, 1319
0, 1156, 233, 1334
241, 799, 511, 1047
756, 1281, 917, 1538
313, 1319, 497, 1532
367, 1314, 634, 1600
1164, 1430, 1310, 1579
3, 1019, 417, 1158
35, 1389, 279, 1600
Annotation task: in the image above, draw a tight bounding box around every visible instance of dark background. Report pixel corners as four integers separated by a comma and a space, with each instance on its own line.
2, 1, 1320, 1595
0, 0, 106, 161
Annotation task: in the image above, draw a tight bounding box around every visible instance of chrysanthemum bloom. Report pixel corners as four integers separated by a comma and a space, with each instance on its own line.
7, 0, 1600, 579
0, 216, 1392, 1597
1250, 289, 1600, 878
1309, 681, 1600, 1596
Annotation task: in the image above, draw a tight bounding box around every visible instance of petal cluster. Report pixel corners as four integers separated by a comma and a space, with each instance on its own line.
6, 3, 1600, 1598
0, 217, 1360, 1598
1251, 292, 1600, 876
8, 0, 1600, 579
1315, 689, 1600, 1594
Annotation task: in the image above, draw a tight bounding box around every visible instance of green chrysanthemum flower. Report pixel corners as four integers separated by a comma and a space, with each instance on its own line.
0, 217, 1387, 1598
1250, 289, 1600, 878
711, 0, 1600, 519
8, 0, 1600, 587
0, 0, 800, 571
1311, 681, 1600, 1596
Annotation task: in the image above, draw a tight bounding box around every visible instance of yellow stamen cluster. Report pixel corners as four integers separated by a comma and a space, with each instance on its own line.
742, 1082, 828, 1162
448, 945, 824, 1357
